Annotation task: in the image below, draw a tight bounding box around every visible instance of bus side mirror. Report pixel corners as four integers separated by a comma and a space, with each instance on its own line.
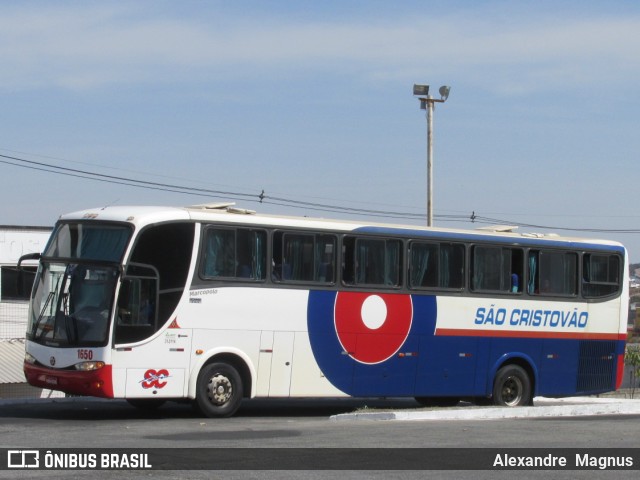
16, 252, 41, 297
17, 252, 41, 268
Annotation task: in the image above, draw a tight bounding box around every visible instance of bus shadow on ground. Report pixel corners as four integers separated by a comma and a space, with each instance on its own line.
0, 396, 425, 421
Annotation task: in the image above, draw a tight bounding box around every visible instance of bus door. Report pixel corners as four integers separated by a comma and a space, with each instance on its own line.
115, 329, 192, 399
112, 264, 191, 399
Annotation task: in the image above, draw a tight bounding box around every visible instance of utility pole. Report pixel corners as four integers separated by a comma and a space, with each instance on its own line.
413, 84, 451, 227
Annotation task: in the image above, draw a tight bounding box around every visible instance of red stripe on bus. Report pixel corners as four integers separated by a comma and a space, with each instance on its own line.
23, 363, 114, 398
435, 328, 626, 341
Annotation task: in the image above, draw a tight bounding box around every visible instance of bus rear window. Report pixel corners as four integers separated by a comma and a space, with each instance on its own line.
582, 253, 621, 298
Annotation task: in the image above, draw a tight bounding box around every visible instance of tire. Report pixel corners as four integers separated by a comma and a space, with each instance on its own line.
194, 362, 244, 418
492, 364, 532, 407
415, 396, 459, 407
126, 398, 166, 410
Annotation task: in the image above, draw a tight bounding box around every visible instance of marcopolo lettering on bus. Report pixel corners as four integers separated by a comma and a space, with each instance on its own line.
475, 306, 588, 329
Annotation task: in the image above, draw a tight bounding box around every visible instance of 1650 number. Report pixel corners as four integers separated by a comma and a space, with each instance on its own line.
77, 349, 94, 360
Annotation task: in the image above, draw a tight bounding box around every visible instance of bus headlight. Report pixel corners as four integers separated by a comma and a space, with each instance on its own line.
24, 352, 37, 365
74, 361, 105, 371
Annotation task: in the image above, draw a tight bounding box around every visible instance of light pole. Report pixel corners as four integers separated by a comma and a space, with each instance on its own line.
413, 84, 451, 227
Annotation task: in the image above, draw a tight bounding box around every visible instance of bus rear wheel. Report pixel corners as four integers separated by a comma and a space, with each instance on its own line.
194, 362, 243, 418
492, 364, 532, 407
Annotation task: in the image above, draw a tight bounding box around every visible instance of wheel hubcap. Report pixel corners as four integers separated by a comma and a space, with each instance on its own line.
207, 374, 232, 405
502, 376, 523, 406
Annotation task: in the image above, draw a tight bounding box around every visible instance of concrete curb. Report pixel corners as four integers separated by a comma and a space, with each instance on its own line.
330, 396, 640, 421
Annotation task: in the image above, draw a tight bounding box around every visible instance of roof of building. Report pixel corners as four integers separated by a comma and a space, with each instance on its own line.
0, 339, 26, 384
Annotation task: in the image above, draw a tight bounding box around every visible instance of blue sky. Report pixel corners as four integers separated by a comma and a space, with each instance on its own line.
2, 1, 640, 259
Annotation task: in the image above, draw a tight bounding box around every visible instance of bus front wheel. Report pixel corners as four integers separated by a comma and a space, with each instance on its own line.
492, 365, 532, 407
194, 362, 243, 418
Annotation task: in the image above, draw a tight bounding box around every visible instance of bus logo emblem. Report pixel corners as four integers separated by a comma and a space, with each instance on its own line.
49, 357, 56, 367
141, 369, 169, 389
334, 292, 413, 364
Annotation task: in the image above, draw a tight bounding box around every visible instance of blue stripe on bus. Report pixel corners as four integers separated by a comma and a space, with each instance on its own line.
306, 290, 623, 398
307, 291, 436, 396
352, 226, 626, 253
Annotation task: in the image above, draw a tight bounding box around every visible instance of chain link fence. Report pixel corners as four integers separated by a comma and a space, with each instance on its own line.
0, 300, 62, 399
0, 300, 28, 340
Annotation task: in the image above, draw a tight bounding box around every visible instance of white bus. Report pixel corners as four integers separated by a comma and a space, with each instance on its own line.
22, 204, 628, 417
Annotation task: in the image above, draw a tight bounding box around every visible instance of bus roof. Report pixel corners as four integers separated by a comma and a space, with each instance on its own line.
58, 204, 626, 253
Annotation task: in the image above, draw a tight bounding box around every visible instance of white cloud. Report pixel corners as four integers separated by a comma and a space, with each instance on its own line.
0, 4, 639, 93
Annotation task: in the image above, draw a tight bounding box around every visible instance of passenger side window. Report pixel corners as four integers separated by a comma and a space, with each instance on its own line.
528, 250, 577, 296
471, 245, 523, 293
201, 227, 266, 281
272, 232, 336, 283
342, 236, 402, 287
409, 241, 464, 290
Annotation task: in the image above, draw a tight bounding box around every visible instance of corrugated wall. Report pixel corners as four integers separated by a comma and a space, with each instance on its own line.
0, 339, 26, 383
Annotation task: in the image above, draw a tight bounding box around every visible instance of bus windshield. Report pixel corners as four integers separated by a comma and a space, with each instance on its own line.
44, 222, 132, 262
26, 223, 131, 347
27, 262, 118, 347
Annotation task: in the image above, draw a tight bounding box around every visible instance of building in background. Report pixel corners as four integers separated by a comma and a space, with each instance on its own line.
0, 226, 56, 398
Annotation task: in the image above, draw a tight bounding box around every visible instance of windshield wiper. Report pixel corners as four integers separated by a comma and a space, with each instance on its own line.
35, 291, 55, 340
61, 293, 79, 345
65, 315, 78, 345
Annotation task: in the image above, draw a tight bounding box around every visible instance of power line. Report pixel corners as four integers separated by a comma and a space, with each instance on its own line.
2, 152, 639, 233
0, 152, 458, 222
0, 153, 257, 201
469, 213, 640, 234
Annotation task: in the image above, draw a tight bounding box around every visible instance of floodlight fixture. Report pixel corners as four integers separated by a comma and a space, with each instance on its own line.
413, 84, 430, 96
439, 85, 451, 101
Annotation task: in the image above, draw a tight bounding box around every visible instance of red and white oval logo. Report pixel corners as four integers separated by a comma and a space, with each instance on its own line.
334, 292, 413, 364
141, 369, 169, 389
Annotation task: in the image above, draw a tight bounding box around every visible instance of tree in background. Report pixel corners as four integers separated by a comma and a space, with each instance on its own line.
625, 346, 640, 398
